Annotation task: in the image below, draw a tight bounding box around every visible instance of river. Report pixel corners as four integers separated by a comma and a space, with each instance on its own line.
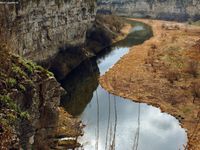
60, 20, 187, 150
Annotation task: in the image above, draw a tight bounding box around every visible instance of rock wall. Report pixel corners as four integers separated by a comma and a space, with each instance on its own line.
97, 0, 200, 21
0, 52, 82, 149
0, 0, 96, 62
16, 76, 64, 149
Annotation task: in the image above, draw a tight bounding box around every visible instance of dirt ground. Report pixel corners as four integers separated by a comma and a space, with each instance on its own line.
100, 18, 200, 150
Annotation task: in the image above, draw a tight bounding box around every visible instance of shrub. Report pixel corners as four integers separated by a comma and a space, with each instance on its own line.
96, 14, 124, 33
12, 64, 27, 77
6, 78, 17, 88
0, 95, 29, 119
23, 62, 34, 75
191, 81, 200, 102
161, 24, 166, 29
171, 36, 177, 42
174, 25, 180, 30
192, 39, 200, 52
0, 95, 18, 111
150, 44, 157, 50
165, 69, 180, 84
18, 84, 26, 92
145, 57, 154, 67
146, 48, 156, 67
20, 111, 30, 120
185, 60, 199, 77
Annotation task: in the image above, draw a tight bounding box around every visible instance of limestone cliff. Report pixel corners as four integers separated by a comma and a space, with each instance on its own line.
0, 0, 96, 62
0, 1, 97, 149
0, 49, 81, 149
97, 0, 200, 21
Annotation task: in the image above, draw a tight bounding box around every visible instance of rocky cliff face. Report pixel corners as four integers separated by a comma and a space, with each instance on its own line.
0, 51, 81, 149
16, 76, 64, 149
0, 0, 96, 149
97, 0, 200, 21
0, 0, 96, 62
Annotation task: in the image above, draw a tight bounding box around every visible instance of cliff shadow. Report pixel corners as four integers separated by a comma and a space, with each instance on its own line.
40, 45, 88, 81
60, 59, 100, 116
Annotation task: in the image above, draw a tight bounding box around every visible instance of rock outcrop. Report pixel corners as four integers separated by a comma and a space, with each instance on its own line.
97, 0, 200, 21
0, 0, 97, 149
0, 50, 81, 149
0, 0, 96, 62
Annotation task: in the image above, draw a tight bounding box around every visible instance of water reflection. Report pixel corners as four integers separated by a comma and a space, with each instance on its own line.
79, 88, 187, 150
60, 60, 99, 116
113, 21, 152, 47
60, 20, 187, 150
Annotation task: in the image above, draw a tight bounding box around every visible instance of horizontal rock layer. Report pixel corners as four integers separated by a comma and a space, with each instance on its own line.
97, 0, 200, 21
0, 0, 96, 62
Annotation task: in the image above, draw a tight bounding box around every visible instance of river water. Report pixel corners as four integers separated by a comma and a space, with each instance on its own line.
60, 20, 187, 150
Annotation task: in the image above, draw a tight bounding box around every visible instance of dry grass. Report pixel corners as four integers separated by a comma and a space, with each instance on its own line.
165, 69, 180, 84
191, 81, 200, 102
96, 14, 124, 33
150, 44, 157, 50
192, 39, 200, 52
185, 60, 199, 78
145, 47, 156, 67
161, 23, 180, 30
100, 18, 200, 150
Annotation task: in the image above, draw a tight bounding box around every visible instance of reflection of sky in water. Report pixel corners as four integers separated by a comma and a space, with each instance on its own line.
77, 25, 187, 150
132, 26, 145, 32
79, 88, 187, 150
98, 47, 129, 75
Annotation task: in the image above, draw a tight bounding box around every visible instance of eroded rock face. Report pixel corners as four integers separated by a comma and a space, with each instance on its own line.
10, 75, 81, 149
1, 0, 96, 62
10, 76, 63, 149
97, 0, 200, 21
0, 53, 81, 149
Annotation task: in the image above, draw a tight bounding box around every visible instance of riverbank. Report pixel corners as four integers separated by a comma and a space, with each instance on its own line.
100, 18, 200, 150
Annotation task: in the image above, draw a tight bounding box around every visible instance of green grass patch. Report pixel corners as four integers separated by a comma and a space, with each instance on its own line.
6, 78, 17, 88
12, 64, 27, 77
18, 84, 26, 92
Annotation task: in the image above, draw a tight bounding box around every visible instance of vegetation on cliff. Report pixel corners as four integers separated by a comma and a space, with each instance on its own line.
86, 14, 126, 53
0, 44, 54, 149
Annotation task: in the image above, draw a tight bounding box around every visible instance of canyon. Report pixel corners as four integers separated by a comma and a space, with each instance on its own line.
0, 0, 199, 149
97, 0, 200, 21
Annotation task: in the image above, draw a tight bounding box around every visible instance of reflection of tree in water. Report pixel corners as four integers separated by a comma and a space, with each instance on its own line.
132, 71, 141, 150
114, 25, 152, 47
60, 60, 99, 116
102, 94, 141, 150
105, 93, 111, 150
96, 90, 100, 150
103, 94, 118, 150
111, 96, 118, 150
132, 103, 141, 150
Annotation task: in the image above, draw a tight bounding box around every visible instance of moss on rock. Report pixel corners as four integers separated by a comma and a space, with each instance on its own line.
0, 46, 56, 149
